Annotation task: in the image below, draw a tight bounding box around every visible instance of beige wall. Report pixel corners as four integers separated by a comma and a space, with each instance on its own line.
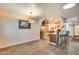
0, 10, 40, 49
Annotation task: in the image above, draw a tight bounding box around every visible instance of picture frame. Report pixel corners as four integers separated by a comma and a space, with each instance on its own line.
19, 20, 31, 29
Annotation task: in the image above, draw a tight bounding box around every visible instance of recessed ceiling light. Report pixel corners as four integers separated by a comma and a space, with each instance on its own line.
63, 3, 77, 10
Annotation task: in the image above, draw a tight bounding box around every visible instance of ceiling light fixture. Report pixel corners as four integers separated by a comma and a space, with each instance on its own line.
63, 3, 77, 10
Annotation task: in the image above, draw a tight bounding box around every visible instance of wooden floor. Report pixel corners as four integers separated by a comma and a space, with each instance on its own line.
0, 39, 57, 55
0, 38, 79, 55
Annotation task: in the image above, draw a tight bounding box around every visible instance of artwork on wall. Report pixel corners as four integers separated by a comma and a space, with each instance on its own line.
19, 20, 31, 29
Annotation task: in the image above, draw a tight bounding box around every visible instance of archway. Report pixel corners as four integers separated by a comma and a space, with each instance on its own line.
40, 16, 63, 40
40, 18, 49, 39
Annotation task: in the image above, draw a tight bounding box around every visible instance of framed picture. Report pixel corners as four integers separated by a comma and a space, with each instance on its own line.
19, 20, 31, 29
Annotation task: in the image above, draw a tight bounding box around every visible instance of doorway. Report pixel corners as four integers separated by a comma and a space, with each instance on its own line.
40, 18, 49, 39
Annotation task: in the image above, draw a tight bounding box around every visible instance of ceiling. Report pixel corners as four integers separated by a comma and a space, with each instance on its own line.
0, 3, 79, 18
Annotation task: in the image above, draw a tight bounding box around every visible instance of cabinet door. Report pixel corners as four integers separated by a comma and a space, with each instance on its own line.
50, 34, 56, 43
